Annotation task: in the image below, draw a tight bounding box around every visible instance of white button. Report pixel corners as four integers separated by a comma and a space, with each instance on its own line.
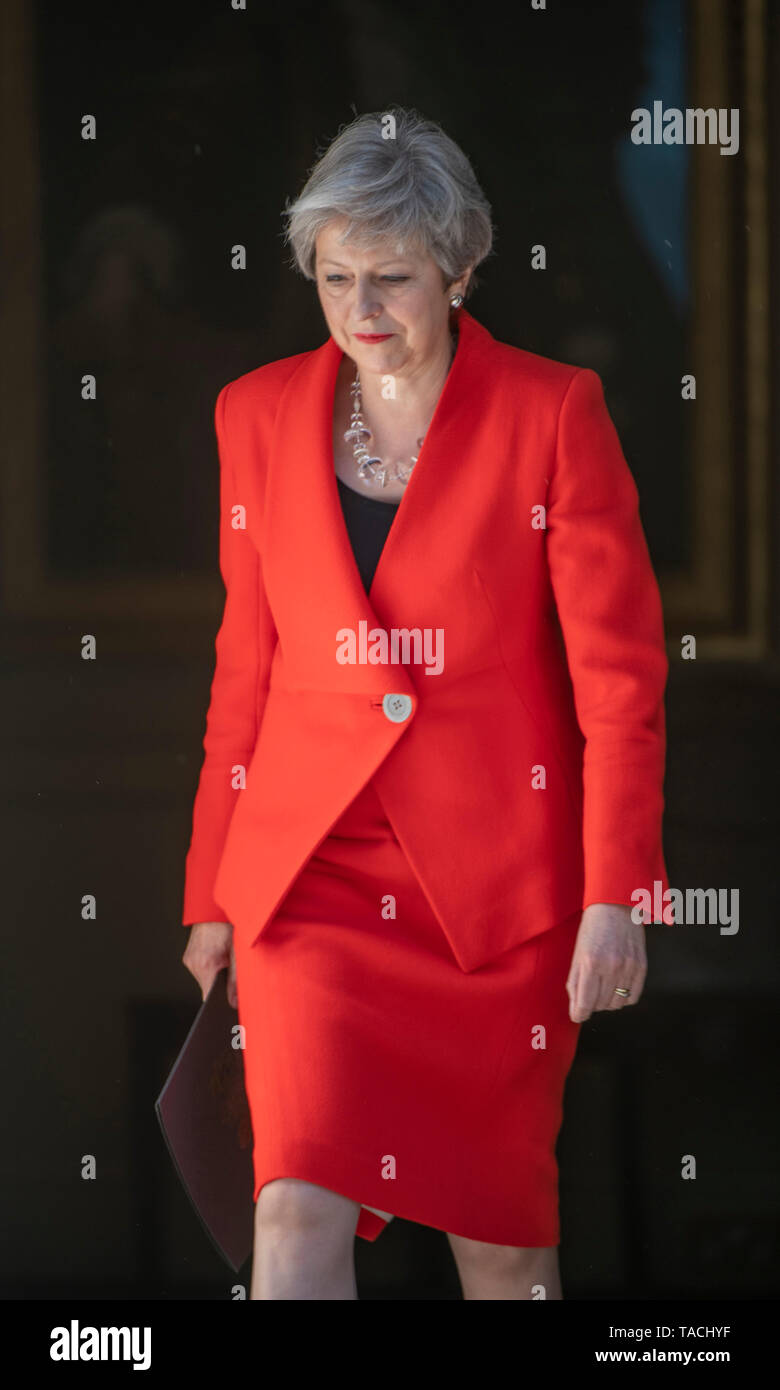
382, 693, 413, 723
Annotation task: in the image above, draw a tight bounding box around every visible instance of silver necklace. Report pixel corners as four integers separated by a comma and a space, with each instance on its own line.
345, 331, 457, 489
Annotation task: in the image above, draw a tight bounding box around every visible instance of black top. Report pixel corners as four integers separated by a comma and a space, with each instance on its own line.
336, 475, 400, 593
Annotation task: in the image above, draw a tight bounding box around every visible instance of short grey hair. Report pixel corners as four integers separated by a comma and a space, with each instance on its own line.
282, 107, 494, 300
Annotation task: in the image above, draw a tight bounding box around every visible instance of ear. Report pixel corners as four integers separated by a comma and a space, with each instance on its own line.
450, 264, 475, 299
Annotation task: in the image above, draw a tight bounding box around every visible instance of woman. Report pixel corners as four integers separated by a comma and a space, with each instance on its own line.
181, 107, 671, 1300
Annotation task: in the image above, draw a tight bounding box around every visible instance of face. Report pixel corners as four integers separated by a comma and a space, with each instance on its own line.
314, 217, 467, 380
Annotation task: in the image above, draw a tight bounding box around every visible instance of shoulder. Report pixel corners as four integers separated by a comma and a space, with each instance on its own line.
475, 325, 620, 465
486, 334, 600, 416
217, 346, 317, 432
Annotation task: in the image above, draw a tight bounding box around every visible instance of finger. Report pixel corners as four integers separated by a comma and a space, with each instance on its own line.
594, 968, 626, 1012
566, 957, 585, 1021
612, 962, 646, 1009
592, 955, 637, 1011
227, 947, 238, 1010
199, 964, 221, 1003
181, 951, 209, 999
570, 962, 601, 1022
565, 955, 580, 1003
626, 967, 646, 1005
603, 962, 645, 1010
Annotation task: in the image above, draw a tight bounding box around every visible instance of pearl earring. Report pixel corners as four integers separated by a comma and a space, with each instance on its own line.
449, 293, 464, 308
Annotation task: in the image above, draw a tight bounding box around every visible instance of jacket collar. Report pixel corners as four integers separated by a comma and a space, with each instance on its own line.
264, 308, 496, 691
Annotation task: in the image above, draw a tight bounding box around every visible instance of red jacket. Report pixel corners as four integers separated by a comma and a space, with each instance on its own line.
182, 308, 671, 972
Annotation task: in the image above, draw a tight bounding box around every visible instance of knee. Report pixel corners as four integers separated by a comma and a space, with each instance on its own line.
448, 1234, 551, 1278
255, 1178, 356, 1241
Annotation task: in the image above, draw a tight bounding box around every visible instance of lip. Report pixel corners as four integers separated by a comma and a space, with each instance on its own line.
353, 332, 394, 342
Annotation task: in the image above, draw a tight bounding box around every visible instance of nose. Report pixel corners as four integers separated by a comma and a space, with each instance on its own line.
354, 275, 383, 322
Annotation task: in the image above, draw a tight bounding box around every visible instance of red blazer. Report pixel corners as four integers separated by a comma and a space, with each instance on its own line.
182, 308, 671, 972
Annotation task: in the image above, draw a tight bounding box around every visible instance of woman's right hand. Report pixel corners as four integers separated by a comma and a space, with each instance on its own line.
182, 921, 237, 1008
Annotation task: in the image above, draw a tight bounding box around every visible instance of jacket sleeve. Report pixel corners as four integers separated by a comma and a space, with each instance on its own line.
181, 381, 277, 926
545, 367, 671, 923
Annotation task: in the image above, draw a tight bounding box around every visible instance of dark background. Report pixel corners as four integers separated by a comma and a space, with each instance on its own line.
2, 0, 778, 1298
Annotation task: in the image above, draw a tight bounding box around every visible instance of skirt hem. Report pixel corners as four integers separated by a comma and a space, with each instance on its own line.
251, 1138, 561, 1248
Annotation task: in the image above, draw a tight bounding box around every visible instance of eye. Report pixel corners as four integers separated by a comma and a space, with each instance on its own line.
323, 274, 409, 284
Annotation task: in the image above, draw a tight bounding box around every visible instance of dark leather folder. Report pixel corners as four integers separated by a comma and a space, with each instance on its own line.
155, 969, 254, 1271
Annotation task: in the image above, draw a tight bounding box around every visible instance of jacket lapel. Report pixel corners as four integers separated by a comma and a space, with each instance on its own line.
367, 309, 494, 609
261, 308, 495, 694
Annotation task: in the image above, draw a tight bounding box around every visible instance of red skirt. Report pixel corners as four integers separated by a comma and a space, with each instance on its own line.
232, 774, 582, 1246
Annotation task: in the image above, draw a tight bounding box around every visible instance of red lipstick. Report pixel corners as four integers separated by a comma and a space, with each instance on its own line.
354, 333, 394, 342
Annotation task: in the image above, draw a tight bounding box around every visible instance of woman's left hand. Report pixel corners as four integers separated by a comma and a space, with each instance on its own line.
566, 903, 647, 1023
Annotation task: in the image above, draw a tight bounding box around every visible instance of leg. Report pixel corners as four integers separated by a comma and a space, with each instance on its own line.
251, 1177, 361, 1300
447, 1232, 563, 1300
